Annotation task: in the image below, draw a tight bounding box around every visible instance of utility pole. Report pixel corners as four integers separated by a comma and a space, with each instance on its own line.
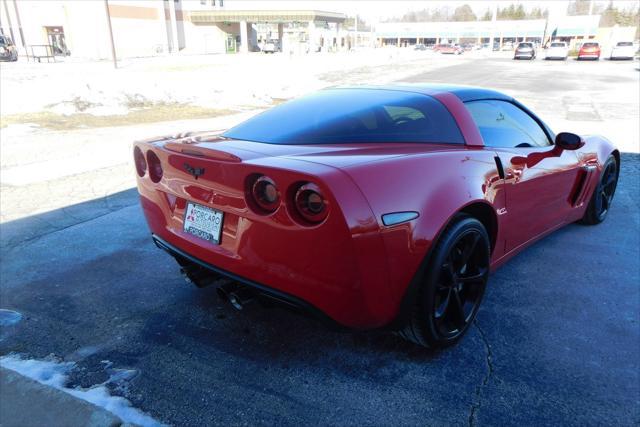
489, 2, 497, 50
354, 14, 358, 48
12, 0, 25, 48
104, 0, 117, 68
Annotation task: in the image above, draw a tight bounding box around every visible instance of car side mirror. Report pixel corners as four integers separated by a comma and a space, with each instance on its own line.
555, 132, 584, 150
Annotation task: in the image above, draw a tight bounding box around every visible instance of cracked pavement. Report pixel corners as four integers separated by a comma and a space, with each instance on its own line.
1, 55, 639, 426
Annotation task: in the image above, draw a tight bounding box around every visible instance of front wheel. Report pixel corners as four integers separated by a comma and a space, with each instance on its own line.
581, 155, 618, 225
398, 215, 490, 348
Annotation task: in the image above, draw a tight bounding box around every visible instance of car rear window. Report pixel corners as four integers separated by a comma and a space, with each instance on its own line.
519, 43, 533, 48
223, 89, 465, 145
582, 43, 599, 48
616, 42, 633, 46
550, 42, 565, 47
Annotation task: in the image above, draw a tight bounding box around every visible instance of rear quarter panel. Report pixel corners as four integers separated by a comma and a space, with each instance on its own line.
342, 148, 506, 313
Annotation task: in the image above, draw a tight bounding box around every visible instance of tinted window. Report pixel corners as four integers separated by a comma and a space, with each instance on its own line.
550, 42, 566, 48
465, 100, 551, 148
616, 41, 633, 46
518, 43, 533, 48
224, 89, 464, 145
582, 43, 599, 48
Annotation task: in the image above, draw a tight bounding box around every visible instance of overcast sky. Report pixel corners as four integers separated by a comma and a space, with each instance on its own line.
229, 1, 640, 21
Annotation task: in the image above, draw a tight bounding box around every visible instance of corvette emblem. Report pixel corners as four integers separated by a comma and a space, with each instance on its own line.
183, 163, 205, 179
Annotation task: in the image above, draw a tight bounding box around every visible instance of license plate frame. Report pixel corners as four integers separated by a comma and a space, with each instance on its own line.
183, 202, 224, 245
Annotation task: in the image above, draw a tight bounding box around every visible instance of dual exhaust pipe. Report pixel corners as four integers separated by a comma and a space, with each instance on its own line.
176, 257, 255, 310
217, 283, 254, 310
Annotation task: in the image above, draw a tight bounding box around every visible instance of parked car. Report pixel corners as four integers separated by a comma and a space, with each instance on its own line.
261, 40, 280, 54
609, 41, 635, 60
501, 42, 514, 51
513, 42, 536, 60
578, 42, 601, 60
435, 43, 463, 55
414, 44, 427, 51
545, 41, 569, 60
133, 84, 619, 348
0, 35, 18, 62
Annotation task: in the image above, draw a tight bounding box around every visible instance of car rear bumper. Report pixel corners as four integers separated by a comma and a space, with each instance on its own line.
138, 184, 394, 329
152, 234, 345, 327
578, 54, 599, 59
610, 54, 634, 59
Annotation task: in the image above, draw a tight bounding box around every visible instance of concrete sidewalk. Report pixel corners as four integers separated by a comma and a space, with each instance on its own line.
0, 367, 123, 427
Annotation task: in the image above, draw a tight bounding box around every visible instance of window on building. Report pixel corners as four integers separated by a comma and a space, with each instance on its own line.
465, 100, 551, 148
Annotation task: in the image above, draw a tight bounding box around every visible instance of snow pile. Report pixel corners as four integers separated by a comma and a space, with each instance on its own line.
0, 309, 23, 326
0, 354, 163, 427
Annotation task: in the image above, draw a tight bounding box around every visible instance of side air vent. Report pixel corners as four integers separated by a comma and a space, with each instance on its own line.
571, 165, 596, 207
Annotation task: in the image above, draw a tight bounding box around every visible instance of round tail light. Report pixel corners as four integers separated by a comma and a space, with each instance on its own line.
251, 176, 280, 213
133, 146, 146, 177
294, 183, 328, 224
147, 150, 163, 183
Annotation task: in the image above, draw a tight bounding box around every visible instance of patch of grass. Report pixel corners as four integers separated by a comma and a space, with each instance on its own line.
0, 104, 235, 131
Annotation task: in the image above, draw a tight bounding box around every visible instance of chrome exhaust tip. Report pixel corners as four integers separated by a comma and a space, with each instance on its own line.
227, 286, 254, 310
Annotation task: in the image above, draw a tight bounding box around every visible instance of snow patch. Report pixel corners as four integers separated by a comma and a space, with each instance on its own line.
0, 355, 163, 427
0, 309, 22, 326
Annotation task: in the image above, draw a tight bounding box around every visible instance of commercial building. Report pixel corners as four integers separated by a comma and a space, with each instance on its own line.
0, 0, 347, 60
375, 14, 635, 50
377, 19, 547, 47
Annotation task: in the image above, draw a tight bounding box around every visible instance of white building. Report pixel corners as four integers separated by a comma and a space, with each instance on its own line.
0, 0, 347, 60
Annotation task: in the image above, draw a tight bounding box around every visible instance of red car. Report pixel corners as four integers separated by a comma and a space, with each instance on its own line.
578, 42, 601, 60
434, 43, 463, 55
134, 85, 619, 348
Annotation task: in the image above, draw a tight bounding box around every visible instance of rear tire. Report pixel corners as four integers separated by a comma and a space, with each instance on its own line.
581, 155, 618, 225
398, 215, 490, 348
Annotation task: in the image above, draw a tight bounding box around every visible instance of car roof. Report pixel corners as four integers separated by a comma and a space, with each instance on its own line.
331, 84, 513, 103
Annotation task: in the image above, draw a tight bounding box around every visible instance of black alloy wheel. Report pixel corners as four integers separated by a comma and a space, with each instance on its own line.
432, 227, 489, 339
582, 156, 618, 225
595, 160, 617, 219
399, 215, 490, 348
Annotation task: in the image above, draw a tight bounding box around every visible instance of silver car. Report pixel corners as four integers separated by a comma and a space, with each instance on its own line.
513, 42, 536, 60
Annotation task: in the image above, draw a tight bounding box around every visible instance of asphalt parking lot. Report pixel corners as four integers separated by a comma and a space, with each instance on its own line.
1, 55, 639, 426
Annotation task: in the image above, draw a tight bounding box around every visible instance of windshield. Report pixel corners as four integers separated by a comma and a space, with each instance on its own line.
550, 43, 565, 48
224, 89, 464, 145
616, 42, 633, 46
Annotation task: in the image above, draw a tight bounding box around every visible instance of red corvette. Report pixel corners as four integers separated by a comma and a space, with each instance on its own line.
134, 85, 619, 348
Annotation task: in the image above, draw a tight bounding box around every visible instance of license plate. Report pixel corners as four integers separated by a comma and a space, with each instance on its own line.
183, 202, 224, 244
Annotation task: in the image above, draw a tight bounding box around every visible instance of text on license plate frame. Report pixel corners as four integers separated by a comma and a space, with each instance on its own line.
183, 202, 224, 245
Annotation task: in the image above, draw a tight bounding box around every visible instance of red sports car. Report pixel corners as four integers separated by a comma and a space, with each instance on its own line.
134, 85, 619, 348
